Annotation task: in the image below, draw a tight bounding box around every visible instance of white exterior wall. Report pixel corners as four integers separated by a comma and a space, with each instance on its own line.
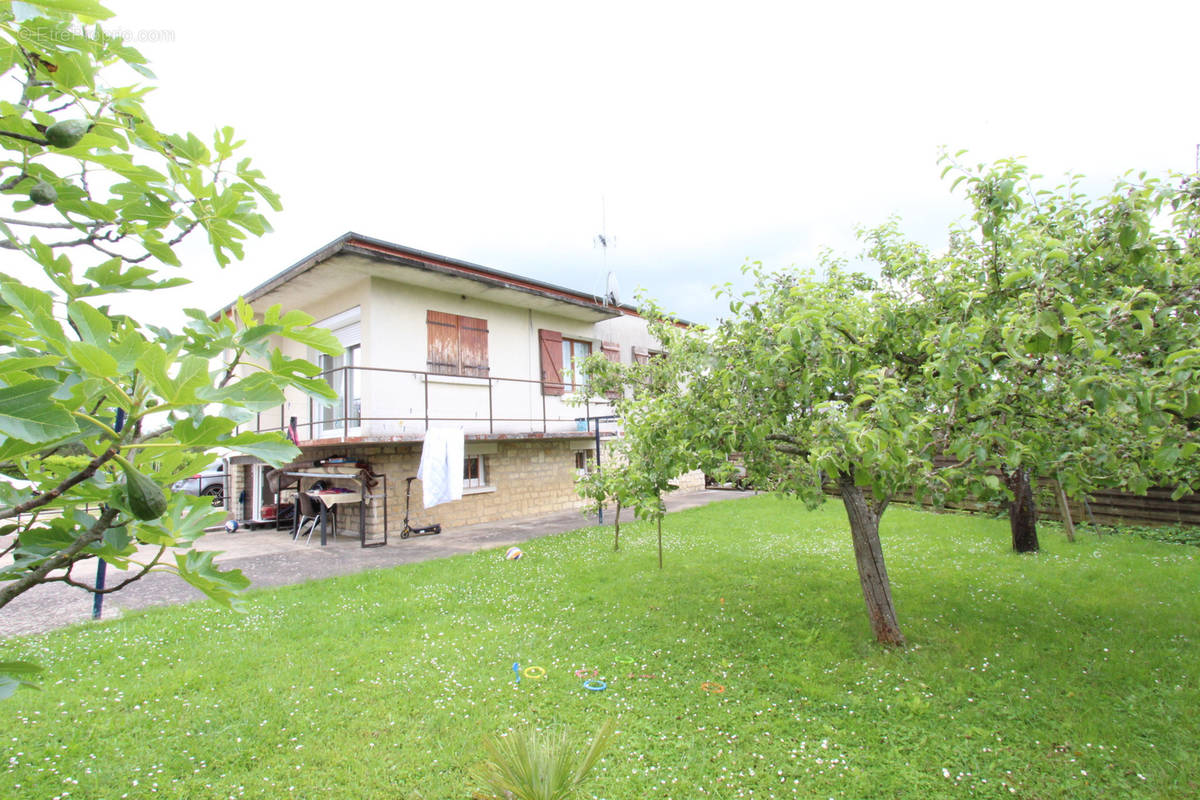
255, 264, 651, 441
264, 278, 371, 439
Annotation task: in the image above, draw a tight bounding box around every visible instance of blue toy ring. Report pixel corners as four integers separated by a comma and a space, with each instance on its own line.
583, 679, 607, 691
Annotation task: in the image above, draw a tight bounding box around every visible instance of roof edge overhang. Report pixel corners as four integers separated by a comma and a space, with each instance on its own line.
219, 232, 646, 322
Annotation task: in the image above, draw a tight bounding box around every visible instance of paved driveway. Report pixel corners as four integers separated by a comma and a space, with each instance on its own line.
0, 490, 752, 638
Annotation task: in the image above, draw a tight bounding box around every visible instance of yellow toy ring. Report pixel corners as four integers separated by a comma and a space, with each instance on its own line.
522, 666, 547, 680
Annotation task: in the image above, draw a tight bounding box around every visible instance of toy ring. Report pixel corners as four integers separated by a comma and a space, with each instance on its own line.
574, 668, 598, 679
522, 666, 546, 680
614, 655, 635, 665
701, 682, 725, 694
583, 679, 607, 691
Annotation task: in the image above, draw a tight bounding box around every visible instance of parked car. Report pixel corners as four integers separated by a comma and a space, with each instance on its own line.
172, 459, 227, 507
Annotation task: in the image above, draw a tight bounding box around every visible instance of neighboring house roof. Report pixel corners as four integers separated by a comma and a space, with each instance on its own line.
224, 232, 642, 323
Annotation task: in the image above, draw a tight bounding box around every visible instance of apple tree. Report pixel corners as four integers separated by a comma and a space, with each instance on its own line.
590, 269, 947, 645
866, 156, 1200, 551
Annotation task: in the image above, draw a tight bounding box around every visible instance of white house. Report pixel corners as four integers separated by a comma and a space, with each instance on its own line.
222, 233, 703, 539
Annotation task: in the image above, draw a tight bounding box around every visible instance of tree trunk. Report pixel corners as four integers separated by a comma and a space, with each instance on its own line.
1006, 468, 1039, 553
657, 516, 663, 569
838, 475, 905, 646
1054, 479, 1076, 543
613, 500, 621, 551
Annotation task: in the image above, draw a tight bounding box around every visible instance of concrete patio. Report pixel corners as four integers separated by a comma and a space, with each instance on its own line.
0, 489, 752, 638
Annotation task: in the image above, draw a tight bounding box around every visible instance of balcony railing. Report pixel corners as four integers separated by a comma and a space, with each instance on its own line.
247, 365, 617, 443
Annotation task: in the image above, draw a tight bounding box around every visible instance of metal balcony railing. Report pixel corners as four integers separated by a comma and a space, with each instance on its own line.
247, 365, 616, 443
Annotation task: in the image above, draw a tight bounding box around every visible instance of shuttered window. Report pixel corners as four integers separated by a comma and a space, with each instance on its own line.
632, 346, 650, 365
427, 311, 489, 377
538, 329, 564, 396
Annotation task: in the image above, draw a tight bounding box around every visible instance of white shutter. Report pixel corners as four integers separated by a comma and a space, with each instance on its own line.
312, 307, 362, 354
333, 321, 361, 347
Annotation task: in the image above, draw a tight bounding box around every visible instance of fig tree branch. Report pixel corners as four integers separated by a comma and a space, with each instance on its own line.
0, 445, 119, 521
0, 129, 48, 146
52, 544, 167, 594
0, 506, 119, 610
0, 215, 80, 229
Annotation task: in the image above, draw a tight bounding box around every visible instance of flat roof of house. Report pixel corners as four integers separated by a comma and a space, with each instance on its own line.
224, 232, 643, 321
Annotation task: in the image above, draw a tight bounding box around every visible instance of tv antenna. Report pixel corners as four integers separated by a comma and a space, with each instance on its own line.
605, 271, 621, 306
594, 195, 619, 305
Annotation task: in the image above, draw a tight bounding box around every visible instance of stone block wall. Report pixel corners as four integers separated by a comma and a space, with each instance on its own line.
293, 438, 614, 539
279, 437, 706, 541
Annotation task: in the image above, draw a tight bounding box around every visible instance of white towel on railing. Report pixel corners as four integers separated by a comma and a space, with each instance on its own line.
417, 426, 465, 508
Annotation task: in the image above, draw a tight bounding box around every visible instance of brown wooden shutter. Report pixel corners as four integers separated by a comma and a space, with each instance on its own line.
601, 341, 621, 399
539, 329, 564, 396
459, 315, 490, 377
632, 346, 650, 365
427, 310, 460, 375
428, 311, 490, 376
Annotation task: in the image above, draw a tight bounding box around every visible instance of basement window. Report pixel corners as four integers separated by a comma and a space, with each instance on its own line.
464, 455, 488, 490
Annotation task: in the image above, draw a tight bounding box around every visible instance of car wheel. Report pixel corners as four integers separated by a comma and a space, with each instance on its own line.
201, 485, 224, 507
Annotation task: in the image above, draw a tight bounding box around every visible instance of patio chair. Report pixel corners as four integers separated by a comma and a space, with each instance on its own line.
295, 492, 321, 543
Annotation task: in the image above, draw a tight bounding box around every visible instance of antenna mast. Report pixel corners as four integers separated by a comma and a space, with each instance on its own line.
594, 195, 619, 305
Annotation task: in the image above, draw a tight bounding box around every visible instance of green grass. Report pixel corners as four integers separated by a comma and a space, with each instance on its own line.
3, 495, 1199, 799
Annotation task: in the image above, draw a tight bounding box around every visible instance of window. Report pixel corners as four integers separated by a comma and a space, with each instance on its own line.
464, 455, 487, 489
427, 311, 489, 377
315, 308, 362, 433
561, 338, 592, 391
574, 450, 595, 473
320, 343, 361, 430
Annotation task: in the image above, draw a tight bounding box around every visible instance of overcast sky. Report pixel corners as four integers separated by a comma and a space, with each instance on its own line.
103, 0, 1200, 325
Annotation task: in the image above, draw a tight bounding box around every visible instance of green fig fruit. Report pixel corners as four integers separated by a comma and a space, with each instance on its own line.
44, 119, 90, 148
121, 461, 168, 521
29, 181, 57, 206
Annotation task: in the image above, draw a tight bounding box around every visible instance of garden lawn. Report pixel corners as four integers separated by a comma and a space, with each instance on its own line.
3, 494, 1199, 799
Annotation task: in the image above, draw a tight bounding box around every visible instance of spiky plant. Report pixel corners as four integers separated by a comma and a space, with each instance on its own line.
471, 718, 617, 800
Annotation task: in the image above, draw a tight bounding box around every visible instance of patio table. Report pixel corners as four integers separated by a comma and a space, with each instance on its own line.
305, 491, 363, 545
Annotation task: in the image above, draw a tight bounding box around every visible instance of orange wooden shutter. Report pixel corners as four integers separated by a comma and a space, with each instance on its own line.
539, 329, 564, 396
427, 310, 459, 374
459, 315, 490, 377
601, 341, 620, 399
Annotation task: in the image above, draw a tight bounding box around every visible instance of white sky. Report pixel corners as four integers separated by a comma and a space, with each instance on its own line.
85, 1, 1200, 324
